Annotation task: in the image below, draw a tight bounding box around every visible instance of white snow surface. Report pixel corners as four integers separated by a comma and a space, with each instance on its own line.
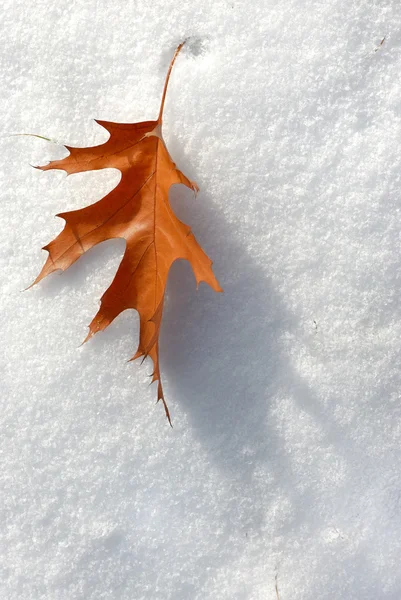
1, 1, 401, 598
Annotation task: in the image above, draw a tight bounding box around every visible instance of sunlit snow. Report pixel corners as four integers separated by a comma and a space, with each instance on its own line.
1, 1, 401, 598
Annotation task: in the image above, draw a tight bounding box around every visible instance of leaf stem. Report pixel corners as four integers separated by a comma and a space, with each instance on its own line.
157, 41, 186, 123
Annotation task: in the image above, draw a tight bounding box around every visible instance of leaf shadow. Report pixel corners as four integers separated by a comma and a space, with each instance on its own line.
162, 183, 298, 476
160, 184, 399, 598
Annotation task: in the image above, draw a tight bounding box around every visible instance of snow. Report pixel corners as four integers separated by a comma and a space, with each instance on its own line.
1, 0, 401, 598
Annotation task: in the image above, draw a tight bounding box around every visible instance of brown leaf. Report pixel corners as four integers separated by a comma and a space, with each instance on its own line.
32, 42, 222, 424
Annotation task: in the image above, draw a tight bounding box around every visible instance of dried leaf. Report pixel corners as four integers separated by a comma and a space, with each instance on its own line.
32, 42, 222, 424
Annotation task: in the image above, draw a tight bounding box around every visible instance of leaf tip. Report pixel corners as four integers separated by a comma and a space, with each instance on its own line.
156, 382, 172, 426
81, 329, 94, 346
22, 280, 37, 292
128, 349, 143, 363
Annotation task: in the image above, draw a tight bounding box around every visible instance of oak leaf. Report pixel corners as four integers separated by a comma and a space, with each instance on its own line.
32, 42, 222, 424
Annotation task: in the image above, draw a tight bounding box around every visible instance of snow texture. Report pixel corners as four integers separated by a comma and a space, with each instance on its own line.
1, 1, 401, 598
